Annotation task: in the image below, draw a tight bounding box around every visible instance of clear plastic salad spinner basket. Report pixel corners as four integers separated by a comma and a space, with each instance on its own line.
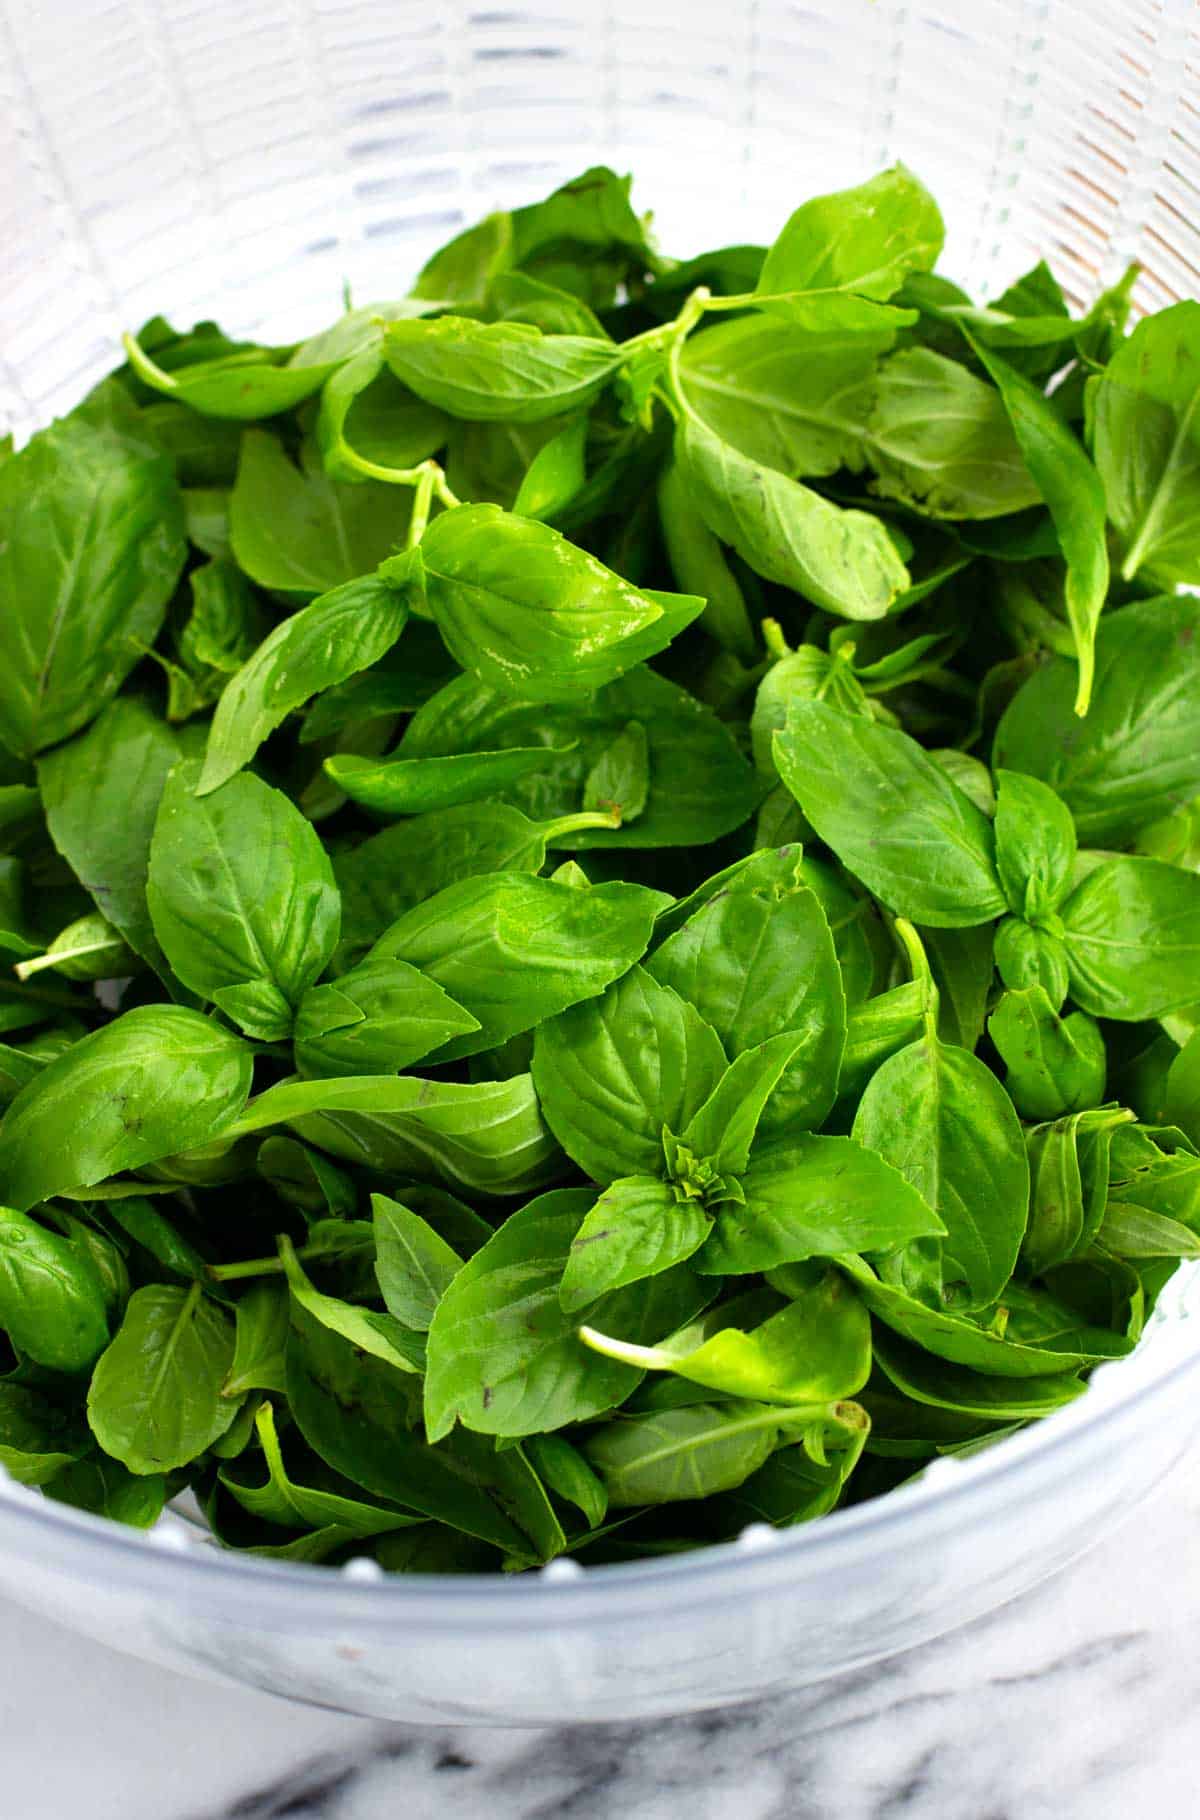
1, 0, 1200, 1725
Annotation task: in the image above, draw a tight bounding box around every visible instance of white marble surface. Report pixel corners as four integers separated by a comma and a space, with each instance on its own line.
5, 1458, 1200, 1820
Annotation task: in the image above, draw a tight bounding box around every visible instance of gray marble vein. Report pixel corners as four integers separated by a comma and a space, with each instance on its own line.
5, 1459, 1200, 1820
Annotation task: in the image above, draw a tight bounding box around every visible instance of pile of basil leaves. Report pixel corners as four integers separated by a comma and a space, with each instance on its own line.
2, 163, 1200, 1572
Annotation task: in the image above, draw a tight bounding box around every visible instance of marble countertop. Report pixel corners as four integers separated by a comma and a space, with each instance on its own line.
5, 1458, 1200, 1820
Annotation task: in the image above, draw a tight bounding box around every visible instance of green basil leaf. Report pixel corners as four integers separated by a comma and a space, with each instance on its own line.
1060, 856, 1200, 1021
399, 664, 761, 850
285, 1294, 529, 1553
837, 981, 927, 1103
370, 872, 660, 1062
148, 764, 340, 1037
583, 1265, 870, 1404
123, 331, 339, 420
992, 595, 1200, 846
775, 701, 1005, 926
648, 880, 846, 1136
38, 699, 195, 984
198, 573, 411, 794
0, 1207, 110, 1373
523, 1432, 608, 1529
699, 1133, 944, 1275
656, 461, 758, 661
581, 1402, 812, 1507
756, 164, 943, 304
675, 414, 909, 621
531, 965, 728, 1184
323, 742, 575, 817
372, 1193, 463, 1333
230, 431, 411, 598
865, 348, 1041, 520
220, 1402, 420, 1540
0, 1006, 254, 1209
679, 312, 884, 478
994, 916, 1071, 1007
294, 958, 479, 1078
853, 1030, 1029, 1308
1098, 1201, 1200, 1260
988, 987, 1106, 1122
0, 399, 186, 756
423, 1187, 708, 1441
249, 1072, 561, 1200
87, 1284, 240, 1472
316, 345, 449, 484
1023, 1107, 1132, 1275
410, 504, 702, 700
920, 924, 995, 1052
280, 1239, 421, 1374
224, 1283, 290, 1398
967, 335, 1108, 712
1090, 300, 1200, 590
680, 1032, 813, 1177
582, 720, 649, 824
992, 769, 1077, 920
511, 415, 589, 520
559, 1175, 711, 1312
382, 317, 620, 422
0, 1383, 90, 1487
871, 1327, 1084, 1416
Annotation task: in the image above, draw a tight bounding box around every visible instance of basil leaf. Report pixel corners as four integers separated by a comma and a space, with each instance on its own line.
583, 720, 649, 824
511, 416, 589, 520
0, 1384, 90, 1487
853, 1029, 1029, 1308
330, 802, 573, 964
921, 924, 995, 1052
1090, 300, 1200, 590
373, 1194, 462, 1333
400, 665, 761, 850
757, 164, 943, 304
410, 504, 703, 700
88, 1284, 240, 1472
294, 958, 479, 1079
0, 1007, 254, 1210
989, 987, 1106, 1123
699, 1133, 944, 1275
678, 312, 883, 478
581, 1403, 812, 1508
1060, 856, 1200, 1021
383, 318, 620, 422
583, 1266, 870, 1404
532, 966, 728, 1184
220, 1402, 420, 1541
657, 462, 758, 661
675, 414, 909, 621
124, 331, 339, 420
0, 398, 186, 756
280, 1240, 421, 1374
559, 1175, 711, 1312
230, 432, 411, 598
261, 1073, 561, 1200
285, 1295, 529, 1553
198, 572, 411, 794
865, 345, 1040, 521
992, 595, 1200, 846
38, 698, 193, 983
871, 1328, 1084, 1416
224, 1283, 290, 1398
775, 702, 1005, 926
647, 880, 846, 1136
148, 765, 341, 1038
992, 769, 1077, 920
0, 1207, 110, 1373
423, 1188, 708, 1442
967, 335, 1108, 713
370, 873, 660, 1062
316, 346, 449, 484
323, 742, 574, 816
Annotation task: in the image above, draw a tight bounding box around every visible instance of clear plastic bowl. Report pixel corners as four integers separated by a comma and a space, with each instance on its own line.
2, 0, 1200, 1726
